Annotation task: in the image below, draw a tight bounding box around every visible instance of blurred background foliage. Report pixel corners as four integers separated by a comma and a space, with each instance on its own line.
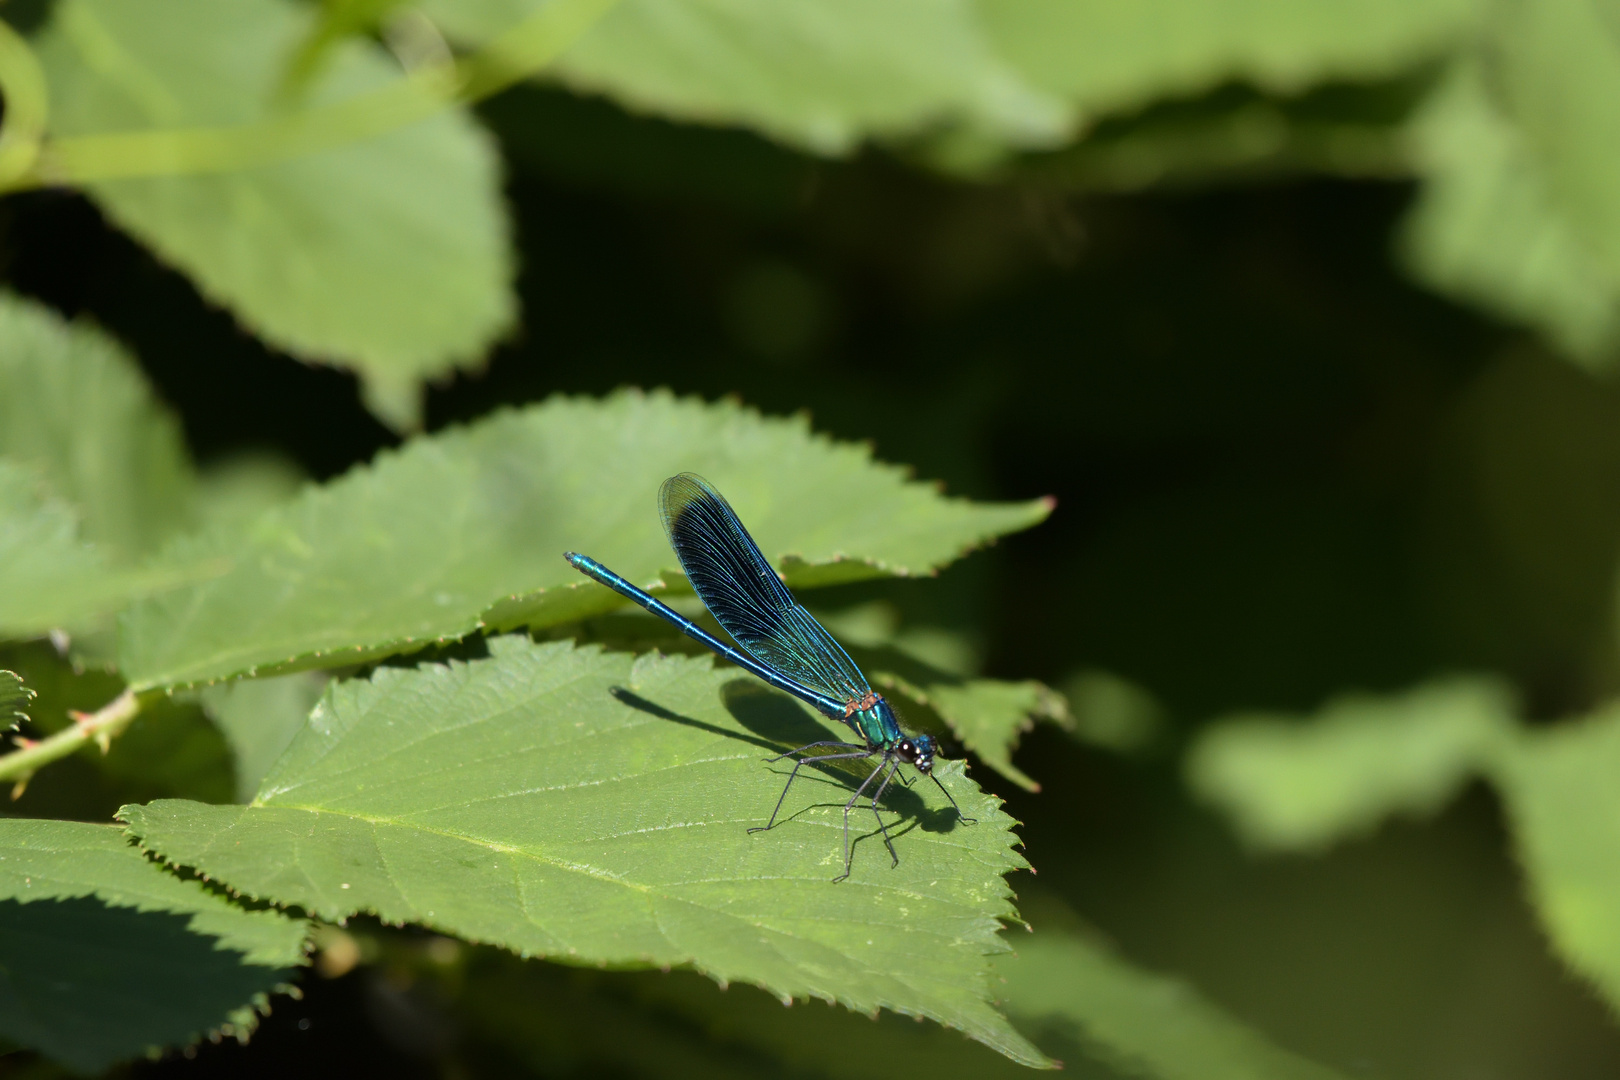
6, 0, 1620, 1075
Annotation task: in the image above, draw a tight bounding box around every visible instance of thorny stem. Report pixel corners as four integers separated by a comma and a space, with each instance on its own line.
0, 688, 141, 799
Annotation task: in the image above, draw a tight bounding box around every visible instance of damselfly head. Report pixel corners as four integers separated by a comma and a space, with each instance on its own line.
896, 734, 936, 774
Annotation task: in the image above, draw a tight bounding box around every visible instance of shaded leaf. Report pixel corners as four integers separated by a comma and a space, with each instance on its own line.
36, 0, 515, 422
1185, 677, 1516, 852
122, 635, 1048, 1066
1401, 62, 1620, 367
422, 0, 1068, 154
201, 671, 328, 802
0, 293, 195, 559
979, 0, 1480, 122
0, 818, 306, 1072
1491, 702, 1620, 1016
193, 452, 308, 535
995, 908, 1351, 1080
1060, 670, 1166, 755
117, 391, 1051, 691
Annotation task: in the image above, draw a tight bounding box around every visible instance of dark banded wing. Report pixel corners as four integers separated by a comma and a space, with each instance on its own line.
659, 473, 871, 706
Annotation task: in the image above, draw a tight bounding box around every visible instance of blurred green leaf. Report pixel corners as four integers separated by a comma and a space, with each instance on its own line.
977, 0, 1479, 121
1401, 62, 1620, 367
0, 670, 32, 728
122, 636, 1050, 1066
200, 671, 327, 802
193, 453, 308, 535
995, 915, 1351, 1080
0, 294, 195, 559
1492, 0, 1620, 301
1492, 701, 1620, 1019
1185, 677, 1517, 852
1061, 670, 1166, 755
0, 461, 174, 639
117, 391, 1051, 690
0, 818, 306, 1072
35, 0, 515, 427
422, 0, 1068, 154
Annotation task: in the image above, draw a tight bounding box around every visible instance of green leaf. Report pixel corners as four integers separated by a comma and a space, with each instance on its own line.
0, 818, 306, 1073
994, 911, 1351, 1080
1492, 0, 1620, 296
978, 0, 1481, 121
0, 461, 171, 639
36, 0, 515, 423
1060, 669, 1166, 754
813, 602, 1067, 791
1401, 62, 1620, 367
421, 0, 1069, 155
0, 293, 195, 559
122, 635, 1049, 1066
1491, 702, 1620, 1016
1185, 677, 1517, 852
201, 672, 327, 802
193, 452, 308, 535
0, 670, 32, 728
117, 391, 1052, 691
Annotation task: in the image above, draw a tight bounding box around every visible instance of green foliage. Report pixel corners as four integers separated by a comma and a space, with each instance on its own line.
122, 636, 1048, 1065
1187, 678, 1518, 851
35, 0, 515, 428
116, 391, 1050, 690
0, 818, 306, 1072
994, 914, 1349, 1080
0, 294, 195, 559
423, 0, 1068, 155
200, 672, 327, 802
1493, 703, 1620, 1017
978, 0, 1478, 120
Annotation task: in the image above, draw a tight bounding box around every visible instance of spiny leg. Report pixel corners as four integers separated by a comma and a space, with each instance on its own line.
864, 758, 905, 869
749, 748, 872, 835
833, 754, 898, 883
931, 773, 977, 825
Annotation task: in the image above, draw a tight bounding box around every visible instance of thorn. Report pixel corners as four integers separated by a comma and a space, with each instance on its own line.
10, 775, 30, 800
69, 710, 93, 729
49, 629, 71, 656
96, 730, 113, 755
12, 736, 38, 750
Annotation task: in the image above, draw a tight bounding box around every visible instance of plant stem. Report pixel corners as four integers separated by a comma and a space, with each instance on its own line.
0, 0, 617, 191
0, 688, 140, 799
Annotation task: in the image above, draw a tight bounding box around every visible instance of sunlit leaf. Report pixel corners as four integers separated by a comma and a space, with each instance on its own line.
421, 0, 1068, 154
1492, 0, 1620, 297
1401, 62, 1620, 367
979, 0, 1480, 121
36, 0, 515, 425
1185, 677, 1517, 851
995, 911, 1351, 1080
117, 391, 1051, 691
122, 636, 1050, 1066
0, 293, 195, 558
0, 818, 306, 1072
1491, 702, 1620, 1017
